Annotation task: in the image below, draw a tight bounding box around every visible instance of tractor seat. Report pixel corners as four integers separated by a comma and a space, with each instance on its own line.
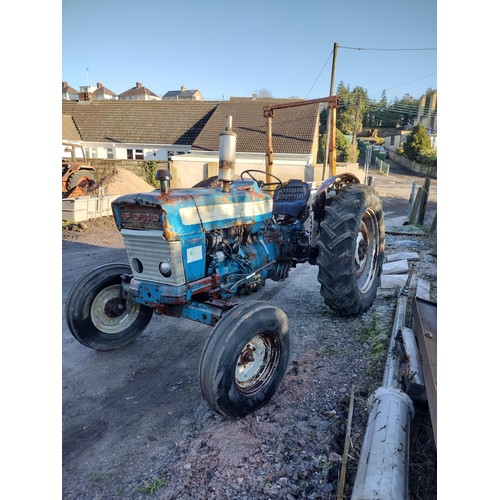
272, 179, 311, 219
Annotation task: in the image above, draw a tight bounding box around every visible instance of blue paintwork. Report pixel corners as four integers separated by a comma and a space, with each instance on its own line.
111, 178, 305, 323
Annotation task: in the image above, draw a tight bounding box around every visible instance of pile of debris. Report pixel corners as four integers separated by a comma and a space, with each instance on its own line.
88, 168, 154, 196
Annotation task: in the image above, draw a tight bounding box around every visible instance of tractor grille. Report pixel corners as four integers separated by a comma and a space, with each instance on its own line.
120, 229, 186, 285
119, 206, 163, 231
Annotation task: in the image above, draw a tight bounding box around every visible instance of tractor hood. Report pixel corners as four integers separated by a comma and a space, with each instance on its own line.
112, 180, 273, 240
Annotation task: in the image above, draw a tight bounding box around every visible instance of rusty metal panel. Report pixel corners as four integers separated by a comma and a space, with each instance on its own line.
412, 296, 437, 444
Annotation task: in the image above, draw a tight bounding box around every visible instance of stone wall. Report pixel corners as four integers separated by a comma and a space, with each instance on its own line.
87, 159, 366, 188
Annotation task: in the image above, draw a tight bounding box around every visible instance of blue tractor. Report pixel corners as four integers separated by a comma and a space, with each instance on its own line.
66, 116, 385, 418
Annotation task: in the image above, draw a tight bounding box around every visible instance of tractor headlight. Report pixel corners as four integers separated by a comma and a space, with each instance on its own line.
159, 261, 172, 278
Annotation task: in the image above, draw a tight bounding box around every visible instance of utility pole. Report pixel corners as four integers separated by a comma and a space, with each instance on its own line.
322, 42, 338, 180
353, 91, 361, 145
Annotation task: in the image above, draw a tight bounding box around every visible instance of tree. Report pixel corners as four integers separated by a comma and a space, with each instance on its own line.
256, 88, 273, 97
403, 124, 432, 161
336, 84, 369, 136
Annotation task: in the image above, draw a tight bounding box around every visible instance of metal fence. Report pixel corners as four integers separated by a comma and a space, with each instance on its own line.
359, 140, 391, 179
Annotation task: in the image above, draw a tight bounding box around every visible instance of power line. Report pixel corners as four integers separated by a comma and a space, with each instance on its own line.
305, 49, 334, 99
369, 73, 437, 97
338, 45, 436, 51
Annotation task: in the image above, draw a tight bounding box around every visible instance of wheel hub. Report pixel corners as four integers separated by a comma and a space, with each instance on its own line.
104, 297, 127, 318
235, 334, 280, 394
90, 285, 141, 334
355, 209, 380, 294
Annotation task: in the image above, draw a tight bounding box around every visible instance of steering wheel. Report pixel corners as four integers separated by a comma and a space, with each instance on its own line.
240, 169, 283, 192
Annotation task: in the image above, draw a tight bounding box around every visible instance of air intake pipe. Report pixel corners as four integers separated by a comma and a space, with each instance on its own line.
218, 115, 237, 193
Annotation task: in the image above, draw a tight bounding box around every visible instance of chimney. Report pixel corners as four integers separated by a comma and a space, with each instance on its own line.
136, 82, 142, 88
417, 95, 427, 123
97, 82, 103, 88
62, 81, 68, 88
181, 85, 186, 92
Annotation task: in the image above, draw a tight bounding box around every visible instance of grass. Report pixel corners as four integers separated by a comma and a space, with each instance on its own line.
137, 477, 168, 495
360, 312, 390, 376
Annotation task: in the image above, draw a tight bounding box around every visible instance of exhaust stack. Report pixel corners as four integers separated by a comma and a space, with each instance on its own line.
218, 115, 237, 193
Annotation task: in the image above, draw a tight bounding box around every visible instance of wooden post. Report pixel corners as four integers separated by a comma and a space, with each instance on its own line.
417, 177, 431, 226
265, 110, 274, 184
408, 187, 422, 225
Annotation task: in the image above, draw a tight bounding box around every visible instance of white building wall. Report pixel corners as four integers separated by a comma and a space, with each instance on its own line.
61, 142, 191, 160
170, 152, 313, 189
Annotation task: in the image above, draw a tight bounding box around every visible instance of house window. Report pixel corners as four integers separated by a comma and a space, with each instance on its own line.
85, 147, 98, 158
390, 136, 395, 146
106, 148, 114, 159
126, 148, 143, 160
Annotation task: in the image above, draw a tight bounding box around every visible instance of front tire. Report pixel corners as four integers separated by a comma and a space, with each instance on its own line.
66, 263, 153, 351
199, 300, 291, 418
317, 184, 385, 316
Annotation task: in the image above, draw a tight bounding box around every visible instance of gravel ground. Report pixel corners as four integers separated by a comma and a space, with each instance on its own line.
62, 171, 437, 499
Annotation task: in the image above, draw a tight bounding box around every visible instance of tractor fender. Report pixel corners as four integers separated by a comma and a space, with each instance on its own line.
311, 173, 360, 222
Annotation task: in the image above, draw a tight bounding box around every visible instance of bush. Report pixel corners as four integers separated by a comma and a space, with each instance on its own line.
403, 124, 432, 161
143, 160, 159, 187
416, 148, 437, 166
317, 129, 355, 163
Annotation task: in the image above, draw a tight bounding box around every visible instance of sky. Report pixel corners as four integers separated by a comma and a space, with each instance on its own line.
62, 0, 437, 103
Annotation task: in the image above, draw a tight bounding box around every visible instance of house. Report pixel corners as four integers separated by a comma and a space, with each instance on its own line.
62, 81, 80, 101
61, 100, 218, 160
162, 85, 204, 101
170, 98, 321, 187
385, 91, 438, 153
118, 82, 161, 101
383, 130, 412, 153
92, 82, 118, 101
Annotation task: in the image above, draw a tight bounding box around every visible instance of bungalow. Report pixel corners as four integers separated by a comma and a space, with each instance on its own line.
61, 97, 323, 188
170, 98, 320, 187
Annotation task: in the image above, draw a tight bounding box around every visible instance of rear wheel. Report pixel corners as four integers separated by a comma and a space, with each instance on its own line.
66, 263, 153, 351
199, 300, 291, 418
67, 170, 95, 190
317, 184, 385, 316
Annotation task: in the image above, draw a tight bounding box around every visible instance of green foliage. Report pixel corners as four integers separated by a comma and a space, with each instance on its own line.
360, 313, 390, 375
416, 148, 437, 166
335, 129, 350, 161
143, 160, 159, 187
403, 124, 433, 161
346, 143, 360, 163
337, 83, 369, 136
364, 92, 421, 129
317, 128, 358, 163
137, 477, 168, 495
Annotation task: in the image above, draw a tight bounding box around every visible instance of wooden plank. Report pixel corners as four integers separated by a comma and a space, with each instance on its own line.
412, 296, 437, 444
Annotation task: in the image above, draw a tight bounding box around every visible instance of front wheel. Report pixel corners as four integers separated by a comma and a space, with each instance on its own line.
317, 184, 385, 316
199, 300, 291, 418
65, 263, 153, 351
